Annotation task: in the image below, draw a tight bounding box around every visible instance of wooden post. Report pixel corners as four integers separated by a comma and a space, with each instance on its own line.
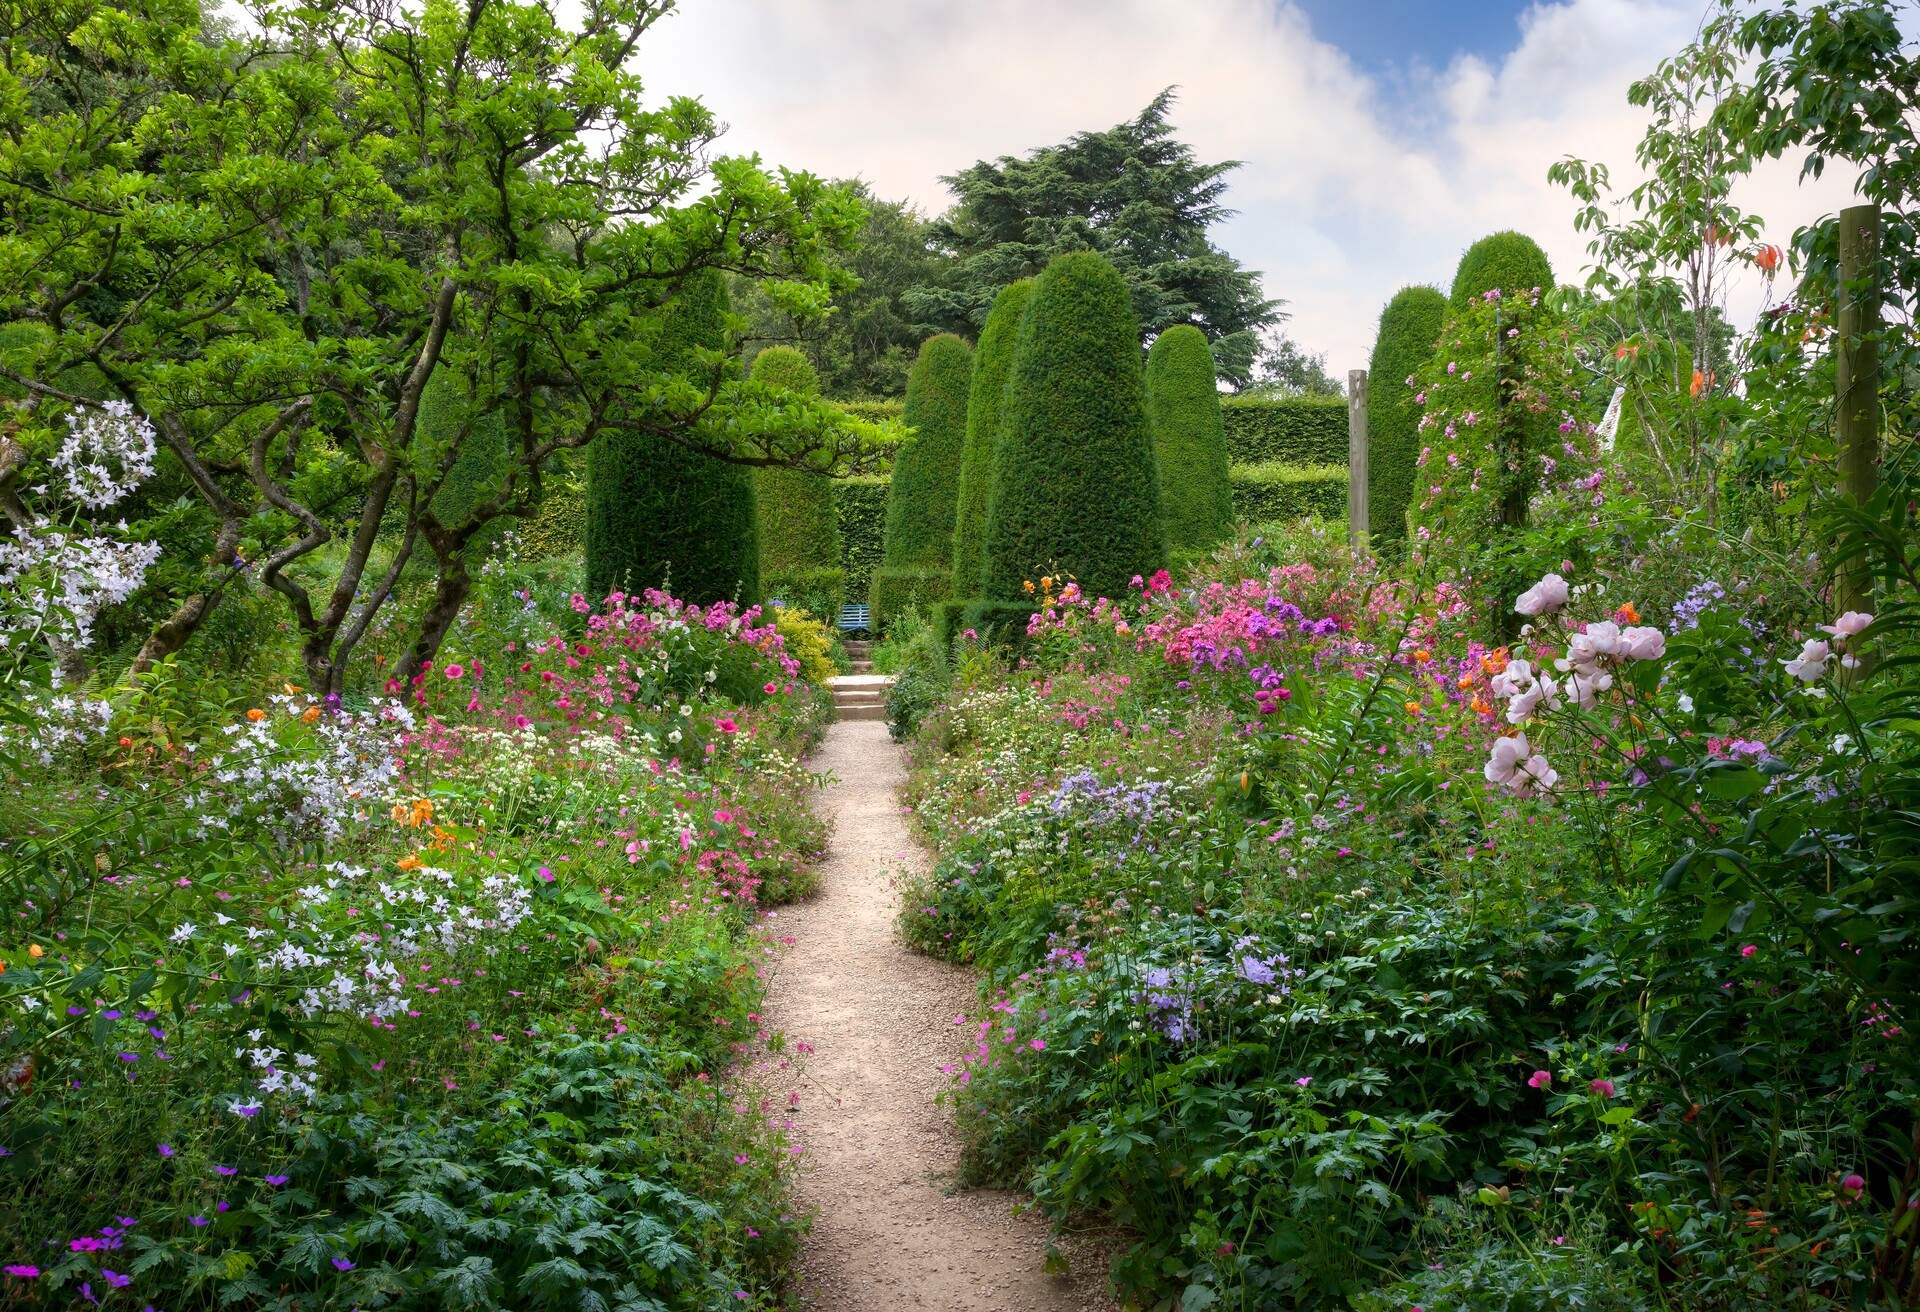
1347, 368, 1369, 550
1836, 202, 1881, 616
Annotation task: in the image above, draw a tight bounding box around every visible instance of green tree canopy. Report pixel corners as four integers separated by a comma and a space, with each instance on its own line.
981, 252, 1166, 604
586, 272, 759, 606
950, 279, 1034, 601
1145, 325, 1234, 557
906, 89, 1280, 388
733, 181, 946, 398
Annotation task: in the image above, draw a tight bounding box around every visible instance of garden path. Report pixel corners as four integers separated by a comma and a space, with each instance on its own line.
758, 718, 1113, 1311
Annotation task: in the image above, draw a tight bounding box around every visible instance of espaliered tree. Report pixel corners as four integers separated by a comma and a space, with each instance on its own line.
872, 333, 973, 630
1365, 286, 1449, 546
586, 272, 759, 605
946, 279, 1033, 630
1450, 231, 1555, 309
752, 347, 845, 616
1144, 324, 1233, 558
977, 251, 1166, 625
0, 0, 883, 693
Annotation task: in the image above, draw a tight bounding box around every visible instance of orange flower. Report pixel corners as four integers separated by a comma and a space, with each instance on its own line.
396, 854, 422, 871
1470, 695, 1493, 717
1754, 243, 1782, 275
246, 708, 266, 722
1022, 579, 1035, 595
27, 944, 43, 959
300, 706, 322, 724
1457, 673, 1476, 690
1615, 601, 1641, 624
1481, 648, 1510, 676
1412, 648, 1432, 664
1403, 700, 1423, 716
1690, 369, 1715, 398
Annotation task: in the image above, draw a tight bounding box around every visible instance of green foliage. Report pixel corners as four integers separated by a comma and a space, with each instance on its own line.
1449, 230, 1554, 309
1220, 395, 1348, 464
1229, 461, 1348, 525
881, 608, 950, 742
1364, 286, 1448, 545
869, 567, 950, 634
752, 347, 844, 602
585, 271, 759, 605
420, 373, 510, 530
834, 473, 891, 603
906, 89, 1279, 388
981, 251, 1166, 602
950, 279, 1034, 603
883, 334, 974, 569
732, 181, 946, 398
517, 457, 587, 559
770, 606, 844, 683
1146, 325, 1234, 557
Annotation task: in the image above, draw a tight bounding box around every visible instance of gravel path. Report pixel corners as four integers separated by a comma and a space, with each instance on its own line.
757, 718, 1113, 1311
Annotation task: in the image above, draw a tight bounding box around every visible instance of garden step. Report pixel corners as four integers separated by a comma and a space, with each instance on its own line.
849, 659, 873, 673
834, 702, 888, 722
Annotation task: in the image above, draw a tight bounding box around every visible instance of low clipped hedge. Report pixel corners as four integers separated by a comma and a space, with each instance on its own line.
869, 565, 950, 635
764, 567, 845, 620
1228, 461, 1348, 524
1220, 396, 1347, 465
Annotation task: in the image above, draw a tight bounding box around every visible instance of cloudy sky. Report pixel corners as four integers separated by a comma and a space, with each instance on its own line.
638, 0, 1861, 374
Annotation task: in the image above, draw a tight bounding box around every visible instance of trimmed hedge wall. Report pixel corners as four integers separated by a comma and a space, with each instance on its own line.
835, 474, 890, 603
1365, 285, 1448, 547
585, 271, 760, 605
873, 333, 972, 631
1449, 230, 1554, 309
982, 251, 1166, 603
1146, 324, 1234, 558
1228, 461, 1348, 525
950, 278, 1033, 604
753, 346, 845, 614
1219, 395, 1347, 465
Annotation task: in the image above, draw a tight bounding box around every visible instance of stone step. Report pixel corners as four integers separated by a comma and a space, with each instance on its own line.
843, 640, 873, 657
833, 692, 885, 709
835, 702, 888, 722
849, 659, 873, 674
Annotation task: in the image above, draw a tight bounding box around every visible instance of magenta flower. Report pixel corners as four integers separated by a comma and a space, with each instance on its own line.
331, 1257, 355, 1272
1027, 1038, 1046, 1051
1527, 1070, 1552, 1089
1843, 1173, 1867, 1196
156, 1143, 173, 1158
4, 1265, 39, 1278
1589, 1079, 1616, 1098
443, 663, 464, 680
263, 1174, 289, 1187
1739, 943, 1757, 958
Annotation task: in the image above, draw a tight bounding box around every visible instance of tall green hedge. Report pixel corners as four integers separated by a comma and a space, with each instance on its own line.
872, 333, 973, 631
1229, 461, 1348, 525
1219, 395, 1347, 464
950, 279, 1033, 604
1146, 325, 1233, 558
981, 251, 1165, 604
835, 475, 890, 602
1365, 285, 1448, 546
752, 346, 845, 614
418, 373, 510, 531
1449, 231, 1554, 309
585, 271, 759, 605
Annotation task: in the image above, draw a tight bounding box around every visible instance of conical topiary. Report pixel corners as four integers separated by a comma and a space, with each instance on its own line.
751, 346, 845, 618
1144, 324, 1233, 559
1365, 285, 1448, 546
948, 279, 1033, 608
977, 251, 1165, 626
871, 333, 973, 632
585, 271, 760, 605
1449, 231, 1553, 310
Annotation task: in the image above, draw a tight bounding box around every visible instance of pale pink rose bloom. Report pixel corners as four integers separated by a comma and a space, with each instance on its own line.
1783, 638, 1832, 683
1617, 626, 1667, 661
1514, 572, 1570, 616
1822, 611, 1873, 640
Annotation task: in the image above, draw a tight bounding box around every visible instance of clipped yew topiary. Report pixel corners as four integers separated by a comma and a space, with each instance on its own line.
949, 279, 1033, 606
751, 346, 845, 614
980, 250, 1165, 611
585, 271, 759, 605
1145, 324, 1233, 558
1365, 285, 1448, 546
1449, 231, 1554, 310
872, 333, 973, 632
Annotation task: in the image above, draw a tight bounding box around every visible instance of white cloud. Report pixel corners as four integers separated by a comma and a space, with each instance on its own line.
638, 0, 1857, 375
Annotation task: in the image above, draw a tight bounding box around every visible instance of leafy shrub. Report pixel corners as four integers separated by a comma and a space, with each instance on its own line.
950, 279, 1034, 603
1219, 395, 1347, 464
873, 334, 973, 632
1145, 324, 1234, 558
585, 272, 760, 605
1229, 460, 1347, 524
883, 609, 950, 741
763, 566, 845, 620
515, 453, 587, 559
771, 605, 844, 684
1448, 229, 1554, 309
981, 251, 1166, 603
1364, 285, 1448, 546
752, 347, 842, 596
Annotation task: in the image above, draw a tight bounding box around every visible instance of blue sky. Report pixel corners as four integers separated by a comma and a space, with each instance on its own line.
1294, 0, 1533, 75
642, 0, 1852, 371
